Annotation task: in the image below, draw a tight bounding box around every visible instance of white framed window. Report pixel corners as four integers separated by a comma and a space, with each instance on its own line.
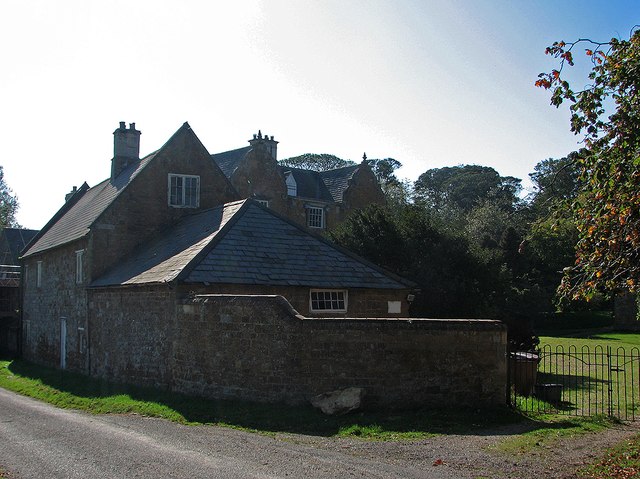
75, 250, 84, 284
285, 172, 297, 196
36, 261, 43, 288
310, 289, 347, 313
307, 206, 324, 229
168, 174, 200, 208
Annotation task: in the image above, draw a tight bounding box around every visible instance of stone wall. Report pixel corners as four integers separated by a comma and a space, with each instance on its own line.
182, 284, 411, 317
172, 295, 506, 407
88, 285, 176, 388
22, 240, 89, 371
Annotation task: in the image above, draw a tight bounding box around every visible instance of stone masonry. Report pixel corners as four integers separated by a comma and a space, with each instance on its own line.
88, 291, 507, 408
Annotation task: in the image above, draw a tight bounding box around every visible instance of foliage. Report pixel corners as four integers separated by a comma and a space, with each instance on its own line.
414, 164, 522, 212
363, 157, 402, 187
330, 204, 501, 318
527, 152, 582, 215
0, 166, 19, 228
278, 153, 355, 171
537, 28, 640, 300
526, 216, 579, 309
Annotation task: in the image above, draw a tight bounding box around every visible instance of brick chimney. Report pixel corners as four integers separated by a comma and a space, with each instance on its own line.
248, 130, 278, 161
111, 122, 141, 179
65, 186, 78, 202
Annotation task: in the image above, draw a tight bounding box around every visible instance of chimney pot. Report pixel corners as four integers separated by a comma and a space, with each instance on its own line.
65, 185, 78, 202
112, 121, 141, 180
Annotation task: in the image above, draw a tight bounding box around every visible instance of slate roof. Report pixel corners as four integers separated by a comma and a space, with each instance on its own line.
280, 167, 334, 202
318, 165, 359, 203
91, 199, 412, 290
0, 228, 39, 264
91, 201, 243, 287
211, 147, 362, 204
278, 165, 359, 203
22, 152, 159, 257
211, 146, 252, 177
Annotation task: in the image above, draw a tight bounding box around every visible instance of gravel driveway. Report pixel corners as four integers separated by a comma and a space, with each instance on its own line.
0, 387, 637, 478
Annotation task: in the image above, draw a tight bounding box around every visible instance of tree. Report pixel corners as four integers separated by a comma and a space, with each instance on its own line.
414, 165, 522, 212
330, 204, 499, 318
0, 166, 19, 228
364, 157, 402, 187
537, 28, 640, 299
529, 154, 581, 204
278, 153, 355, 171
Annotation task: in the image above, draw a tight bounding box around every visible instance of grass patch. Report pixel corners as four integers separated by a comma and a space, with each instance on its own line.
539, 333, 640, 350
578, 433, 640, 478
495, 414, 615, 454
0, 359, 523, 440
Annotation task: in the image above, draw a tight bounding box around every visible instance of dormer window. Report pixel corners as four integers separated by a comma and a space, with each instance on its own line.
169, 174, 200, 208
285, 172, 297, 196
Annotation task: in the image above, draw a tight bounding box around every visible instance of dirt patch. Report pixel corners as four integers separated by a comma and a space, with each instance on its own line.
280, 420, 640, 478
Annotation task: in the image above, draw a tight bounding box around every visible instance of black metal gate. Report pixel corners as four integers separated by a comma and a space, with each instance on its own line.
508, 344, 640, 420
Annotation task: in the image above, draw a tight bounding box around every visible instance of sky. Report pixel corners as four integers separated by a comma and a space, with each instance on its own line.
1, 0, 638, 229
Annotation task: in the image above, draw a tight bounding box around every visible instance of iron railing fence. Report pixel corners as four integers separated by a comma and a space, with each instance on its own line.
508, 344, 640, 421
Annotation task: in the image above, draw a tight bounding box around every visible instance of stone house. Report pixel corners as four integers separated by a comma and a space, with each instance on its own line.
20, 122, 415, 374
0, 228, 38, 356
212, 131, 385, 231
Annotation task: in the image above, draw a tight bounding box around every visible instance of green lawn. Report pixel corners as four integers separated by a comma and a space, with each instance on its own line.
514, 331, 640, 420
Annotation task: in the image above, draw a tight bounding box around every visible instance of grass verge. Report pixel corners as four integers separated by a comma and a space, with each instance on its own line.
0, 358, 619, 445
577, 434, 640, 478
0, 358, 523, 440
493, 414, 616, 454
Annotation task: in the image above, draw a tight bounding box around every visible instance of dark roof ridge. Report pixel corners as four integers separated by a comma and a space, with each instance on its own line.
175, 123, 239, 195
22, 123, 231, 258
212, 145, 253, 157
20, 181, 90, 258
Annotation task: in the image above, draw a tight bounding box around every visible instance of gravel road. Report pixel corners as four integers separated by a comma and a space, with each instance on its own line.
0, 387, 637, 478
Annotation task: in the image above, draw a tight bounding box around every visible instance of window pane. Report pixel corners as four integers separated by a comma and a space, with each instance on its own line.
310, 290, 346, 311
169, 175, 199, 208
184, 177, 199, 207
170, 176, 183, 206
307, 207, 324, 228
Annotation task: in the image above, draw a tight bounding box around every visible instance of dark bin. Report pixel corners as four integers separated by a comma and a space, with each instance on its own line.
509, 351, 539, 396
535, 383, 563, 404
